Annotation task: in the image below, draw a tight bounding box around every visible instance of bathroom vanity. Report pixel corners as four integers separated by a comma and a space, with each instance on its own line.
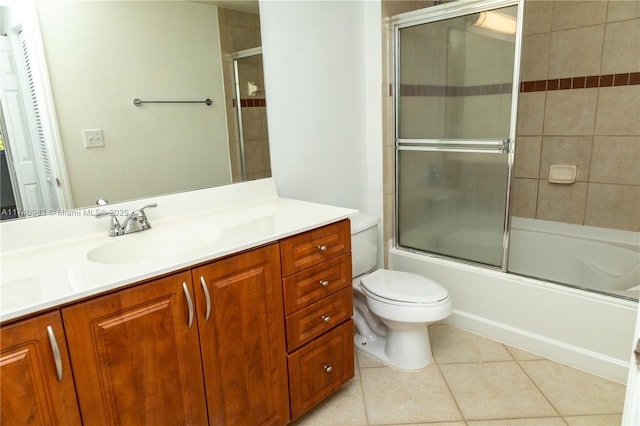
0, 179, 356, 425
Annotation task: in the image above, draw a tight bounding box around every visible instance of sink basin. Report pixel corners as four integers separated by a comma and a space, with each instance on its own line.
87, 225, 221, 264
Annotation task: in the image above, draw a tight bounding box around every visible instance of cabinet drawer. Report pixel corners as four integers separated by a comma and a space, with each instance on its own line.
280, 220, 351, 276
283, 252, 352, 314
285, 286, 353, 352
287, 320, 354, 421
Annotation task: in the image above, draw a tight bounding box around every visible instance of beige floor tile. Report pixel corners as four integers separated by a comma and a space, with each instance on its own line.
439, 362, 557, 420
519, 360, 626, 416
563, 414, 623, 425
384, 423, 466, 426
294, 326, 628, 425
467, 418, 566, 426
430, 325, 513, 364
291, 370, 368, 426
360, 365, 462, 424
505, 346, 544, 361
356, 350, 387, 369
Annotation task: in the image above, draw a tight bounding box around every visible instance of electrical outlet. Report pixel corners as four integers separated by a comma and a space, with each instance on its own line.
83, 129, 104, 148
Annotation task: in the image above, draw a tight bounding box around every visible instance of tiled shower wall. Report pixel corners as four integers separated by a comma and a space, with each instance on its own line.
513, 0, 639, 231
381, 0, 640, 253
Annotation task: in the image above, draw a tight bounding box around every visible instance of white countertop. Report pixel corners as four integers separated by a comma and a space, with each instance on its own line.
1, 179, 356, 322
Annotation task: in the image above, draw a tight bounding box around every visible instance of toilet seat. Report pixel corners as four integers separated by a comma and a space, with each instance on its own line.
360, 269, 449, 306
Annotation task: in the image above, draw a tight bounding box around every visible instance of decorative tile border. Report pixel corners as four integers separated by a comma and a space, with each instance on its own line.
398, 72, 640, 97
520, 72, 640, 92
232, 98, 267, 108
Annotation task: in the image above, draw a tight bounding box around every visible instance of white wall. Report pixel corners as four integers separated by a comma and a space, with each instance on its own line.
36, 1, 231, 208
260, 0, 382, 218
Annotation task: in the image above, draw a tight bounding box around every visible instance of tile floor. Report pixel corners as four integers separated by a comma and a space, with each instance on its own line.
292, 324, 626, 426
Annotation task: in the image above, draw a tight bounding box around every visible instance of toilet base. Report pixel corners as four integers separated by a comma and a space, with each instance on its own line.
354, 326, 434, 371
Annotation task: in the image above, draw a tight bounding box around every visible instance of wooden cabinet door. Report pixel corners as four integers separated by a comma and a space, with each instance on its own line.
61, 272, 208, 426
1, 311, 82, 425
193, 244, 290, 426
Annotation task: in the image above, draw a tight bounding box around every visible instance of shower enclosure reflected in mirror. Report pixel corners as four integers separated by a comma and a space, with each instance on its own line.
228, 47, 270, 182
0, 0, 270, 221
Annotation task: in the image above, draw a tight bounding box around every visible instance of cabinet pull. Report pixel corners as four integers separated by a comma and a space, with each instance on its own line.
46, 326, 63, 382
183, 282, 194, 328
321, 315, 331, 322
199, 276, 212, 322
323, 364, 333, 373
320, 280, 329, 287
317, 245, 328, 252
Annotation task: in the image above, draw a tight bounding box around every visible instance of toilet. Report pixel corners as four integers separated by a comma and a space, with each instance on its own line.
351, 213, 452, 370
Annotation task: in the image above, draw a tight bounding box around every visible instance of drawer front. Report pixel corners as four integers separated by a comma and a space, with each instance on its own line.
285, 287, 353, 352
283, 252, 352, 314
287, 320, 354, 421
280, 220, 351, 276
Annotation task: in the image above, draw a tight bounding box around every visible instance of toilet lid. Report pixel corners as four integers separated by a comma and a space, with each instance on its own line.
360, 269, 448, 304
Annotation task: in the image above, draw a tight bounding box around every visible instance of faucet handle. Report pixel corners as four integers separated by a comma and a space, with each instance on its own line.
95, 210, 124, 236
136, 203, 157, 228
124, 202, 157, 234
139, 203, 158, 212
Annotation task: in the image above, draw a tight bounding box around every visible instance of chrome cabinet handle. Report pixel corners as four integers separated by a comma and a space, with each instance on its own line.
323, 364, 333, 373
320, 280, 329, 287
321, 315, 331, 322
46, 326, 63, 382
200, 276, 212, 322
183, 282, 194, 328
317, 245, 328, 252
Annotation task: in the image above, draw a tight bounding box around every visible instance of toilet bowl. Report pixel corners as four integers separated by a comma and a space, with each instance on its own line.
351, 214, 452, 370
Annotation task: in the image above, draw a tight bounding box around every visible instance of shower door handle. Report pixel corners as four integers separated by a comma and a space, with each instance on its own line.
397, 138, 511, 153
501, 139, 512, 153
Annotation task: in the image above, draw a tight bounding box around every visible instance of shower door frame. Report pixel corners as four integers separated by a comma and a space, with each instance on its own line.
231, 46, 263, 182
392, 0, 525, 272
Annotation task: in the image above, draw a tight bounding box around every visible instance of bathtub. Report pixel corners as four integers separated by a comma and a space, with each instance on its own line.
389, 223, 639, 382
509, 217, 639, 297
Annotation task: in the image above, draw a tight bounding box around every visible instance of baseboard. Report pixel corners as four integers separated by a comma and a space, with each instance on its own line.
444, 309, 630, 383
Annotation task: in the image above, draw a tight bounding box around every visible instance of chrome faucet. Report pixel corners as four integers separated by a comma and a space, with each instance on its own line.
96, 203, 157, 237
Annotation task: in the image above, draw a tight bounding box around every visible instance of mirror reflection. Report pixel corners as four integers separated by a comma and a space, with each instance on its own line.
0, 0, 269, 221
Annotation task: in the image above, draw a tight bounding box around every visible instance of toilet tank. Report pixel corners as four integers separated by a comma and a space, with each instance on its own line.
350, 213, 379, 278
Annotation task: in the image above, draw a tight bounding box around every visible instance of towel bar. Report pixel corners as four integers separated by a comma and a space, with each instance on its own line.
133, 98, 212, 106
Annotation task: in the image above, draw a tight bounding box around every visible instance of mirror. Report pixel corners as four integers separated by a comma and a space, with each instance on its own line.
0, 0, 269, 221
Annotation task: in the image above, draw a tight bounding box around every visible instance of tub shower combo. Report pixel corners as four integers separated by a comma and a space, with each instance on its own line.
387, 0, 638, 381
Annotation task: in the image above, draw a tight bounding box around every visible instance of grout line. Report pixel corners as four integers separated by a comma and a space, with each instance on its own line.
355, 352, 373, 426
434, 361, 468, 425
514, 358, 566, 422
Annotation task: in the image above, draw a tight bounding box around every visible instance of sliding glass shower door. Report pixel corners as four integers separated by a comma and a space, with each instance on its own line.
394, 0, 522, 268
